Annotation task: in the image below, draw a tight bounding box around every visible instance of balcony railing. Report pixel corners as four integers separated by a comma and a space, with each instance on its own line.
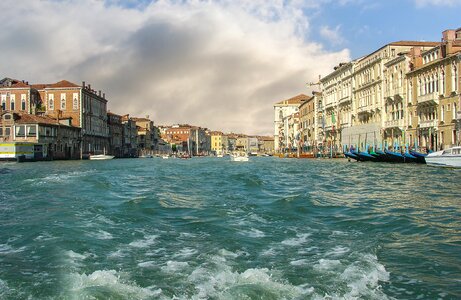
324, 102, 335, 109
338, 96, 351, 105
419, 119, 437, 128
384, 119, 404, 128
417, 92, 439, 105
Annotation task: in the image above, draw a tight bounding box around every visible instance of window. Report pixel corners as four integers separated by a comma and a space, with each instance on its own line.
61, 93, 66, 109
27, 125, 37, 136
49, 94, 54, 110
441, 105, 445, 121
73, 93, 78, 110
10, 94, 15, 110
21, 99, 26, 111
15, 126, 25, 137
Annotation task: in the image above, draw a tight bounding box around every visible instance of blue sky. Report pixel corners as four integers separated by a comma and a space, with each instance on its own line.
308, 0, 461, 59
1, 0, 460, 135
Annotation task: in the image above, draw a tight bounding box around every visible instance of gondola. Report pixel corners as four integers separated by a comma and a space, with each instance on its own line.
409, 150, 427, 164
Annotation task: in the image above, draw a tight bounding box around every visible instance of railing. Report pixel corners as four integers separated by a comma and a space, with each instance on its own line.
324, 102, 335, 109
417, 92, 439, 105
384, 119, 404, 128
338, 96, 351, 105
419, 119, 437, 128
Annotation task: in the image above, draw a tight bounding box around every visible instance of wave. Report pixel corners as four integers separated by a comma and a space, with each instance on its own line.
65, 270, 159, 299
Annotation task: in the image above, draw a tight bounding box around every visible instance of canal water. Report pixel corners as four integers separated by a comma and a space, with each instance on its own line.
0, 157, 460, 299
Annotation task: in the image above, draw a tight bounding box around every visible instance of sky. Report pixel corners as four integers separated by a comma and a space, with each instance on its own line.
1, 0, 460, 135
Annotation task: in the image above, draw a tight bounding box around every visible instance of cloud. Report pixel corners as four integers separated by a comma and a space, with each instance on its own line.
0, 0, 349, 135
413, 0, 461, 7
319, 25, 345, 46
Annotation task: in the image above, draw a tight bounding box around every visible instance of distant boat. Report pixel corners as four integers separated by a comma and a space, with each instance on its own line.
89, 149, 114, 160
231, 153, 249, 162
425, 146, 461, 168
162, 155, 170, 159
89, 154, 114, 160
140, 154, 153, 158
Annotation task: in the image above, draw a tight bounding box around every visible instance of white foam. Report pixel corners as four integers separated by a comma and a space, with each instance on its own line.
290, 259, 309, 266
67, 270, 156, 299
66, 250, 88, 261
174, 247, 198, 258
0, 244, 26, 254
218, 249, 240, 258
261, 247, 278, 256
33, 232, 56, 242
87, 230, 113, 240
326, 246, 350, 257
129, 235, 158, 248
137, 261, 157, 268
161, 260, 189, 273
108, 249, 126, 259
240, 228, 266, 238
313, 259, 342, 271
281, 233, 311, 246
339, 254, 389, 299
187, 266, 306, 299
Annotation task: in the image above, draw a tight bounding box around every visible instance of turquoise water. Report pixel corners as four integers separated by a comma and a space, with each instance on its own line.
0, 157, 460, 299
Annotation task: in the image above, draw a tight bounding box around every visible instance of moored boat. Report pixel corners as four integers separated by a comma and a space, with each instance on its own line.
425, 146, 461, 168
89, 154, 114, 160
384, 149, 405, 163
409, 150, 427, 164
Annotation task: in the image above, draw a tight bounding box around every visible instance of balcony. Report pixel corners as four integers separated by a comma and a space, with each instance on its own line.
324, 102, 335, 110
338, 96, 351, 105
419, 119, 437, 128
384, 119, 404, 129
417, 92, 439, 106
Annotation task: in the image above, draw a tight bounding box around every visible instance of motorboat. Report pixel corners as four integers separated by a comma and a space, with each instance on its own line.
89, 149, 114, 160
89, 154, 114, 160
425, 146, 461, 168
231, 153, 249, 162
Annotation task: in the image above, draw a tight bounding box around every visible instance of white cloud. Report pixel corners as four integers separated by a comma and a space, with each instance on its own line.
413, 0, 461, 7
319, 25, 345, 45
0, 0, 349, 135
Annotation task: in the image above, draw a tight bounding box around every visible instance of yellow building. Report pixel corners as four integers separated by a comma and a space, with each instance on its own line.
406, 28, 461, 151
210, 131, 227, 155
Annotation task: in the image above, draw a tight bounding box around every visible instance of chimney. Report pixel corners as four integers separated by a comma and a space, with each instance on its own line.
98, 90, 101, 97
88, 84, 91, 91
442, 29, 456, 56
103, 93, 105, 99
82, 81, 85, 88
410, 47, 422, 69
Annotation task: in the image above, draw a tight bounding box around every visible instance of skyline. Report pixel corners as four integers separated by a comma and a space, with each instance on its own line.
1, 0, 460, 135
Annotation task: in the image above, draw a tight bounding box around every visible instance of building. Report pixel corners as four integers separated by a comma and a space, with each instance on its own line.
0, 112, 81, 160
258, 136, 274, 154
0, 78, 41, 114
406, 29, 461, 151
320, 61, 355, 153
39, 80, 110, 155
274, 94, 309, 153
190, 127, 209, 155
298, 94, 316, 153
107, 112, 123, 157
132, 117, 155, 155
121, 114, 138, 157
210, 131, 226, 155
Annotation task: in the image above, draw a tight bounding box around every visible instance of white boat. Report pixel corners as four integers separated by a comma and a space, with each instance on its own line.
89, 148, 114, 160
231, 153, 249, 162
162, 155, 169, 159
425, 146, 461, 168
89, 154, 114, 160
